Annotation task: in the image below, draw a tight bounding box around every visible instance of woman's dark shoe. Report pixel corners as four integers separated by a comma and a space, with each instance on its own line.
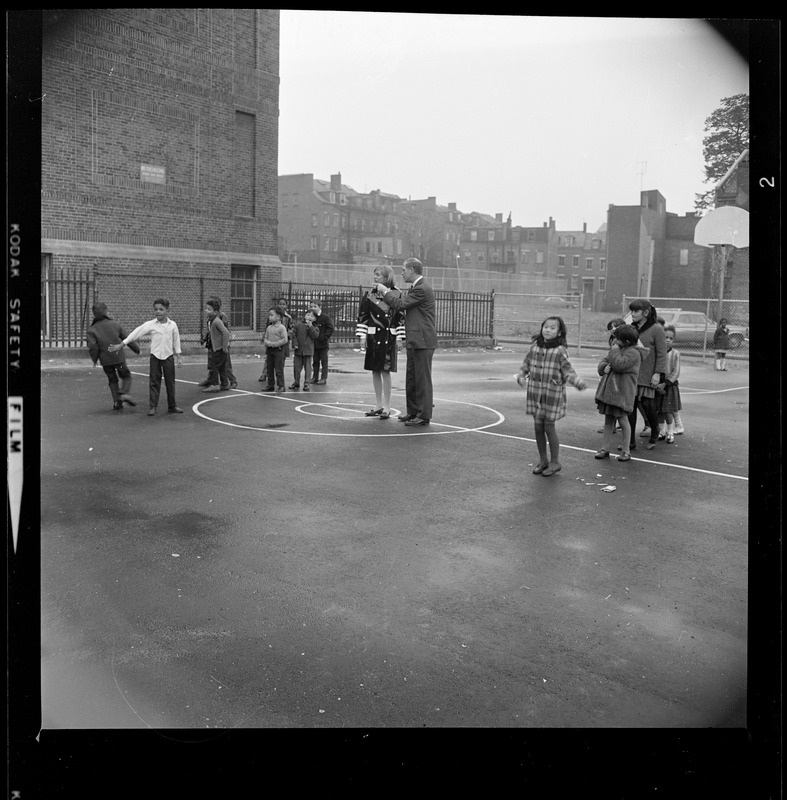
594, 449, 610, 459
542, 462, 562, 477
532, 462, 549, 474
617, 452, 632, 461
365, 408, 383, 417
378, 412, 390, 420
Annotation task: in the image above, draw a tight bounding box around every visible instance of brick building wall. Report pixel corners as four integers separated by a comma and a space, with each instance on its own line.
605, 205, 644, 310
41, 8, 281, 332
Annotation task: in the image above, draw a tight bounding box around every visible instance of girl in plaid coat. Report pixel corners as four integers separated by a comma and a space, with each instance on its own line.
517, 316, 587, 476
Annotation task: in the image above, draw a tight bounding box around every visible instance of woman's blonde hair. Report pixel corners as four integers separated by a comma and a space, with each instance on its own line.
374, 264, 396, 289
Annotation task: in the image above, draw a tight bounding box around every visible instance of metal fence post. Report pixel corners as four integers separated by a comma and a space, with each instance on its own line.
199, 276, 204, 339
490, 289, 496, 345
577, 295, 583, 355
703, 298, 710, 361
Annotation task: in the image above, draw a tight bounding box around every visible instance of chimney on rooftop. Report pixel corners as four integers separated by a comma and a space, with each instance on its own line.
330, 173, 342, 191
583, 222, 587, 233
448, 202, 456, 211
495, 213, 503, 223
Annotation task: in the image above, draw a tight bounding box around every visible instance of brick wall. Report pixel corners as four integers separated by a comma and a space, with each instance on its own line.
41, 9, 281, 269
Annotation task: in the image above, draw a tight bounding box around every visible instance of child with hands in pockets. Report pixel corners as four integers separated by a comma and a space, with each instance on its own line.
516, 316, 587, 477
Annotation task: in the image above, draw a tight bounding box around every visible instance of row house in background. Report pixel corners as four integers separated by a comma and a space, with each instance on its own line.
278, 172, 353, 263
555, 223, 607, 310
459, 213, 560, 279
279, 172, 411, 265
399, 197, 463, 268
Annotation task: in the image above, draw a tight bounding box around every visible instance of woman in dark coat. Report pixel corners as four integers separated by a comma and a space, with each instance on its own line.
356, 265, 405, 420
626, 298, 668, 451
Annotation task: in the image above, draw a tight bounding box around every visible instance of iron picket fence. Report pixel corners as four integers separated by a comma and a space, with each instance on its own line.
40, 271, 494, 349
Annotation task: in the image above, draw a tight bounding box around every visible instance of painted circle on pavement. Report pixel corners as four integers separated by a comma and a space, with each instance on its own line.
192, 390, 505, 437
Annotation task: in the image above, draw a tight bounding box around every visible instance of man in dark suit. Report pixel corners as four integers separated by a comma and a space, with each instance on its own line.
376, 257, 437, 427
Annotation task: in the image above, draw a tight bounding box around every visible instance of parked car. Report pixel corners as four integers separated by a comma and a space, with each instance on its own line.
542, 296, 579, 308
624, 307, 748, 349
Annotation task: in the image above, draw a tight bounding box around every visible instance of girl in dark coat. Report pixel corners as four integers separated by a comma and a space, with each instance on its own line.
356, 265, 405, 419
626, 299, 668, 452
594, 324, 644, 461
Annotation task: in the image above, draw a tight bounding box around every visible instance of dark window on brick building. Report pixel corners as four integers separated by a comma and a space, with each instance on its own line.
231, 265, 255, 328
234, 112, 256, 216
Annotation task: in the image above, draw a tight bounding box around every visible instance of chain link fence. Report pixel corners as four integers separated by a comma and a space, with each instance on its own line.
622, 296, 749, 361
493, 293, 748, 362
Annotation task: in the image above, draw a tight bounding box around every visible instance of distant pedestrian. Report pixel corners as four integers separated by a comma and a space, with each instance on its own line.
289, 310, 319, 391
655, 325, 682, 443
308, 300, 334, 385
713, 318, 731, 371
201, 298, 231, 393
594, 324, 643, 462
87, 301, 140, 411
261, 306, 288, 393
109, 298, 184, 415
516, 315, 587, 476
358, 265, 405, 419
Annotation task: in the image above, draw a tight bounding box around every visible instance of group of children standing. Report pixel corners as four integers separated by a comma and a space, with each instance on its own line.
517, 300, 685, 475
257, 298, 334, 392
90, 295, 334, 414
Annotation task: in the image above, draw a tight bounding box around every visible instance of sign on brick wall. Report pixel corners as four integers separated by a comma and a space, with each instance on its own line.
140, 164, 166, 184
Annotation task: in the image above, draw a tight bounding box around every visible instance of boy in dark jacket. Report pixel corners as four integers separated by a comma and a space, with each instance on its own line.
87, 302, 140, 410
308, 300, 334, 384
289, 310, 319, 391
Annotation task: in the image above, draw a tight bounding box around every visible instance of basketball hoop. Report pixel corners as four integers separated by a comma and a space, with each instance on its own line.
694, 207, 749, 321
694, 206, 749, 249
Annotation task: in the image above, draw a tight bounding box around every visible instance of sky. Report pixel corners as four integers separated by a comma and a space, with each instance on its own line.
278, 13, 750, 232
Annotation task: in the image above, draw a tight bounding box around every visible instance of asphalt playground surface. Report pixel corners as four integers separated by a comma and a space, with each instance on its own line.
35, 342, 755, 736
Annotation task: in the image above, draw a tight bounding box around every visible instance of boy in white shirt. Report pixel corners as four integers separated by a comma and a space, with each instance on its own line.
110, 297, 184, 416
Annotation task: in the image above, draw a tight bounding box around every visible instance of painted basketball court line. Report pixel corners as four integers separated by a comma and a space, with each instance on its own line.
155, 372, 748, 483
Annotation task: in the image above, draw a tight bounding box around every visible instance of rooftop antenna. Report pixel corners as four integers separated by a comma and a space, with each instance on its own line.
637, 161, 647, 192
